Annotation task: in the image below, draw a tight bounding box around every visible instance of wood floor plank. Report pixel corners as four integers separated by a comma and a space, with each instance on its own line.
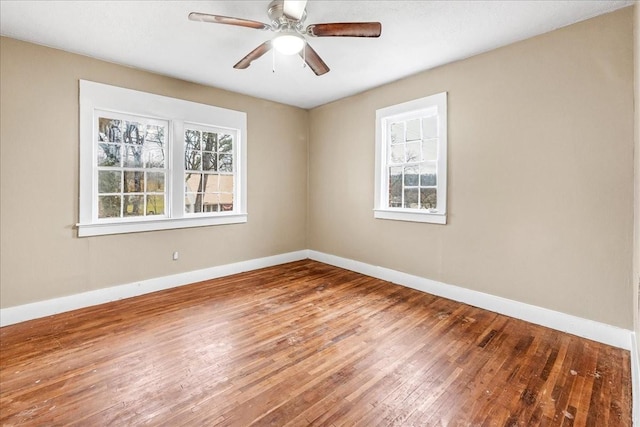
0, 260, 632, 426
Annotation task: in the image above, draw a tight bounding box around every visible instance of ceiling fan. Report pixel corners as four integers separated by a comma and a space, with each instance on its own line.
188, 0, 382, 76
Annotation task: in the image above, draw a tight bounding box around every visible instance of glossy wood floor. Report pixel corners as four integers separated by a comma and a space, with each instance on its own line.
0, 260, 631, 426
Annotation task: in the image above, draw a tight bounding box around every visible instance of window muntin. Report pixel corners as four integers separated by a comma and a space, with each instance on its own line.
387, 111, 440, 211
374, 92, 447, 224
79, 80, 247, 237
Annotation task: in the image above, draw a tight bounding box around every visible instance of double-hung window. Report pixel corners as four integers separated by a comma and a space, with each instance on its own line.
95, 112, 169, 219
78, 80, 247, 237
374, 92, 447, 224
183, 125, 235, 214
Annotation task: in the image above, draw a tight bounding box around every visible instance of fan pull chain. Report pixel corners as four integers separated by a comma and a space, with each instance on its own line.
272, 48, 276, 73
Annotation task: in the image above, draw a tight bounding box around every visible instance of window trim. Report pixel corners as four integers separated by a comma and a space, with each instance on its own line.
374, 92, 448, 224
78, 80, 247, 237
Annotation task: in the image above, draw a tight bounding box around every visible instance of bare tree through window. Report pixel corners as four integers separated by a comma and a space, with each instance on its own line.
96, 115, 167, 219
184, 128, 234, 214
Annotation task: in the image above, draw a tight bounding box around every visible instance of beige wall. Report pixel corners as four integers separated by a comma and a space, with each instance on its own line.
0, 37, 309, 308
308, 8, 635, 328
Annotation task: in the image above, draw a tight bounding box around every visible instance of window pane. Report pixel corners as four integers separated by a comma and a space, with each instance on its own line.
185, 193, 198, 213
98, 171, 121, 194
185, 193, 204, 213
98, 195, 121, 218
220, 192, 234, 211
388, 166, 402, 208
124, 171, 144, 193
145, 149, 165, 168
98, 118, 123, 143
185, 130, 201, 151
420, 188, 437, 209
422, 115, 438, 139
191, 174, 207, 193
420, 163, 437, 187
146, 195, 164, 215
146, 172, 165, 192
218, 135, 233, 153
405, 142, 421, 163
202, 173, 219, 193
219, 154, 233, 172
203, 204, 219, 213
390, 122, 404, 144
97, 143, 121, 166
122, 121, 145, 145
203, 193, 219, 213
123, 145, 144, 168
185, 150, 201, 171
142, 127, 165, 166
406, 119, 421, 141
202, 132, 217, 152
404, 188, 419, 208
422, 139, 438, 161
145, 125, 165, 145
404, 166, 419, 186
219, 175, 233, 193
202, 152, 217, 171
123, 195, 144, 217
390, 144, 404, 164
194, 194, 204, 213
184, 173, 201, 194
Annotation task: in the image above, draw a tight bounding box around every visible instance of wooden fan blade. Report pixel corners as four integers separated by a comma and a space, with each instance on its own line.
234, 41, 273, 69
299, 43, 329, 76
188, 12, 271, 30
306, 22, 382, 37
283, 0, 307, 20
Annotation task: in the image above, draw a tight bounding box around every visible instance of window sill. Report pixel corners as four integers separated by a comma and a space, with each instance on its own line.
374, 209, 446, 224
77, 213, 248, 237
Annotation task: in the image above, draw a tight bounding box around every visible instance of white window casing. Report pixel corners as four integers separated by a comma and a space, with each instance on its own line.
78, 80, 247, 237
374, 92, 447, 224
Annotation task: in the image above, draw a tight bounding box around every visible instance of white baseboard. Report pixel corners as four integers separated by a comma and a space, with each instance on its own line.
307, 250, 632, 350
0, 250, 308, 327
2, 249, 633, 352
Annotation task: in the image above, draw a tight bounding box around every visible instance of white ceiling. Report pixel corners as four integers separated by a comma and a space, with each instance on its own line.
0, 0, 634, 109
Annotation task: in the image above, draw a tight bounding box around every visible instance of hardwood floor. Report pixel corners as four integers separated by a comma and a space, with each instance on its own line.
0, 260, 631, 426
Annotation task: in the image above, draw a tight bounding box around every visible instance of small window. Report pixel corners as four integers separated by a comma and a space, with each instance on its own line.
374, 92, 447, 224
78, 80, 247, 236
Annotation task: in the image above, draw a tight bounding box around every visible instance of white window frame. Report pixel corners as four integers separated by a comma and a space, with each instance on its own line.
374, 92, 447, 224
78, 80, 247, 237
183, 122, 237, 215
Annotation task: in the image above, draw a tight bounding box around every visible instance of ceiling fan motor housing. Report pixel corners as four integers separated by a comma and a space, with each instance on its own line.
268, 0, 307, 31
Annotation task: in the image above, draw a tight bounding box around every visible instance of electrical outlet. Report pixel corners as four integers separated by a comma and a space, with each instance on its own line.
172, 251, 179, 261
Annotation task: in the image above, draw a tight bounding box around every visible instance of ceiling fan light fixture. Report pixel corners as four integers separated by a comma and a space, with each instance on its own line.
273, 33, 305, 55
189, 1, 381, 76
